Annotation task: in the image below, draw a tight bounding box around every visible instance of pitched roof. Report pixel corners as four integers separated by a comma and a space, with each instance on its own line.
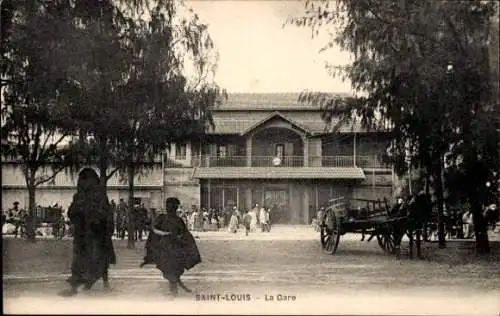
208, 111, 364, 135
192, 167, 365, 180
215, 92, 354, 110
239, 111, 313, 136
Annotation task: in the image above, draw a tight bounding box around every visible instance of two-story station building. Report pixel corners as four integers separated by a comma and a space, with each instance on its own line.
2, 93, 396, 222
165, 93, 395, 225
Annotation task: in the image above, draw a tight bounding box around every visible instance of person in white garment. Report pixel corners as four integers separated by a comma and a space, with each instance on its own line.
259, 206, 268, 232
250, 204, 259, 233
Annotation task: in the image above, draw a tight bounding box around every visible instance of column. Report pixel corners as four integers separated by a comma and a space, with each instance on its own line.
245, 187, 252, 210
207, 179, 211, 208
303, 186, 310, 224
186, 141, 192, 165
246, 136, 252, 167
303, 136, 309, 167
236, 181, 240, 208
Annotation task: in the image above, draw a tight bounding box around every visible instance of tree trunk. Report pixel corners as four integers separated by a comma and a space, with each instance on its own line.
25, 179, 37, 243
464, 152, 491, 254
433, 161, 446, 249
127, 164, 135, 249
98, 136, 108, 190
470, 194, 490, 254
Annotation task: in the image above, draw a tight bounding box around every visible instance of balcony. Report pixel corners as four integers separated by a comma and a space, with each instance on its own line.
191, 155, 389, 169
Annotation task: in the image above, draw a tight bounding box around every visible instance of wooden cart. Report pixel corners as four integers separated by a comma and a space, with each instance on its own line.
319, 197, 407, 255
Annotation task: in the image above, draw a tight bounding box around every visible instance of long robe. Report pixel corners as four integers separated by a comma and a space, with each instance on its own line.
141, 213, 201, 281
68, 188, 116, 288
227, 214, 239, 233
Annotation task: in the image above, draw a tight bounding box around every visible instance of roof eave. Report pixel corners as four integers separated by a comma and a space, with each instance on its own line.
239, 111, 312, 136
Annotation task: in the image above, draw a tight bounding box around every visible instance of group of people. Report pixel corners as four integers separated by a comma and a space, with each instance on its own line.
227, 204, 271, 236
60, 167, 201, 297
178, 206, 221, 232
2, 201, 27, 237
113, 199, 150, 241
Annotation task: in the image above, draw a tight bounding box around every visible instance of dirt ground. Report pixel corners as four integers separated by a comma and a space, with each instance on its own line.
3, 227, 500, 315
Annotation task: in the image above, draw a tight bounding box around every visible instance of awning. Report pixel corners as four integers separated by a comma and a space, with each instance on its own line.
192, 167, 365, 180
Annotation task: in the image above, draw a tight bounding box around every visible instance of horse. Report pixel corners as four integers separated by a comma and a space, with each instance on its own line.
391, 192, 433, 259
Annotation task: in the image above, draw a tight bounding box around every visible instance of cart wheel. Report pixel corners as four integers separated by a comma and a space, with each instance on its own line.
377, 225, 400, 254
320, 208, 340, 255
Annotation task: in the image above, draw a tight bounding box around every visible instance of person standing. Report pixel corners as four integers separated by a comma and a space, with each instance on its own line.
116, 199, 128, 239
259, 206, 268, 232
462, 209, 474, 239
140, 197, 201, 296
10, 202, 22, 238
250, 204, 258, 233
60, 168, 116, 296
227, 211, 239, 233
266, 208, 272, 232
242, 210, 252, 236
136, 202, 148, 241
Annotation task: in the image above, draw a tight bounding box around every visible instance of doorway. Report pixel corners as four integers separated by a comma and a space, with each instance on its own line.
264, 190, 289, 224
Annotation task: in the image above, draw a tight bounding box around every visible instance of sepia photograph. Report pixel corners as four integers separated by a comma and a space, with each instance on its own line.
1, 0, 499, 315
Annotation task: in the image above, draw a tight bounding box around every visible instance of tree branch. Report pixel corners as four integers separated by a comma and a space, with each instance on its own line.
105, 166, 121, 182
34, 165, 66, 186
39, 128, 56, 159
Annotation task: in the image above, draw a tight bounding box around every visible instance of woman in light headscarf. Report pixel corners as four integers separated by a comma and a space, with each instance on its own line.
60, 168, 116, 296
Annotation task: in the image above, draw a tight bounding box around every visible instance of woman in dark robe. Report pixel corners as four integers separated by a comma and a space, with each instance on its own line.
140, 197, 201, 296
61, 168, 116, 296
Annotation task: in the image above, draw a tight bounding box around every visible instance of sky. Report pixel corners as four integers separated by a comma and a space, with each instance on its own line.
185, 0, 353, 94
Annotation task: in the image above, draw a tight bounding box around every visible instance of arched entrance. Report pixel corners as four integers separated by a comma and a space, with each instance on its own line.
251, 127, 304, 167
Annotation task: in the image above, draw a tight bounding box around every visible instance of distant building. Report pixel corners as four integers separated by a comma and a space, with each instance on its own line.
1, 161, 164, 212
166, 93, 394, 224
1, 93, 395, 222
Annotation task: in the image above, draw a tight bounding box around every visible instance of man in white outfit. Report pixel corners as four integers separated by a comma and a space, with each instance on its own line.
259, 206, 268, 232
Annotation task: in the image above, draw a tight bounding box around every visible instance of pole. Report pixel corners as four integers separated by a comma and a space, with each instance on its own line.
372, 167, 375, 199
353, 133, 357, 167
408, 164, 412, 195
207, 179, 211, 209
236, 180, 240, 208
391, 165, 395, 202
161, 151, 165, 208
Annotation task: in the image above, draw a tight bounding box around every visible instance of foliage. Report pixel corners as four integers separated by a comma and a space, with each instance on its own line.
288, 0, 499, 251
0, 0, 80, 189
62, 0, 224, 186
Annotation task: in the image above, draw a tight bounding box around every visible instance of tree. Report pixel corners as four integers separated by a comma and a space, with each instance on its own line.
61, 0, 223, 248
1, 0, 81, 241
289, 0, 498, 252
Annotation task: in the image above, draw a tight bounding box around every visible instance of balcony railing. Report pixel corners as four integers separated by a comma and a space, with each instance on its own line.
309, 156, 354, 167
191, 155, 389, 168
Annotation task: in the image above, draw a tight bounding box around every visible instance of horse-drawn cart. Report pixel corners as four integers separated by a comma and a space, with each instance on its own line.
319, 197, 407, 255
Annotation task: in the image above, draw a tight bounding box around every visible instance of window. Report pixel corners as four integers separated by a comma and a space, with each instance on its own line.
176, 143, 187, 160
218, 145, 227, 158
276, 144, 284, 159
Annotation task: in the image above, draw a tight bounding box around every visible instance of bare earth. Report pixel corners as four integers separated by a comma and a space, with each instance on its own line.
3, 226, 500, 315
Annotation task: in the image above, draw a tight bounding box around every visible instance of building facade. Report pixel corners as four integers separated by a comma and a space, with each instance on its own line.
1, 162, 164, 212
165, 93, 395, 224
2, 93, 395, 223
